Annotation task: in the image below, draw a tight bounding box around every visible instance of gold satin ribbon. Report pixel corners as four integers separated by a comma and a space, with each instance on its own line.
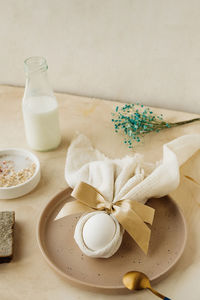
58, 181, 155, 254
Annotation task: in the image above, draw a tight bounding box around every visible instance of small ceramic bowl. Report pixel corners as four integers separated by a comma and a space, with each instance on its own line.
0, 148, 40, 199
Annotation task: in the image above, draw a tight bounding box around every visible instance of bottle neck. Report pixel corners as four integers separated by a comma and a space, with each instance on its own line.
24, 57, 54, 98
24, 56, 48, 75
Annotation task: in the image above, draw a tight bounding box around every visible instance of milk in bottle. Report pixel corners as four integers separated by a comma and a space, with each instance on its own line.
22, 57, 61, 151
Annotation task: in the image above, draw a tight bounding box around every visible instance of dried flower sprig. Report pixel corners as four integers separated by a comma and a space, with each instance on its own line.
112, 104, 200, 148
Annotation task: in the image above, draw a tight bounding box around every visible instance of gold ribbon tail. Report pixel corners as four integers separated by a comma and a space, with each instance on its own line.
55, 200, 94, 220
112, 204, 153, 254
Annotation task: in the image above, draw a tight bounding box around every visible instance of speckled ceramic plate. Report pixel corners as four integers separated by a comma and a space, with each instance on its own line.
37, 188, 187, 291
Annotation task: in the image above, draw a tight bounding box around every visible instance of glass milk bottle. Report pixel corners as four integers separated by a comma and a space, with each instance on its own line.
22, 57, 61, 151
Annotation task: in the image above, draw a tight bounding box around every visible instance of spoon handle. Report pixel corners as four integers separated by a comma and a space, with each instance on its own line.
147, 287, 171, 300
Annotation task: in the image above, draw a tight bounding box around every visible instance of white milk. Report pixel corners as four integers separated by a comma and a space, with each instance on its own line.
23, 96, 61, 151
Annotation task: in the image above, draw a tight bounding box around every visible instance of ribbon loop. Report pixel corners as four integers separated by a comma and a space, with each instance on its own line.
71, 181, 108, 210
114, 199, 155, 225
56, 181, 155, 254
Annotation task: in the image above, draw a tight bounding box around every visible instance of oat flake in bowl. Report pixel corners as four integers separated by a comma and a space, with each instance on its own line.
0, 149, 40, 199
0, 158, 36, 187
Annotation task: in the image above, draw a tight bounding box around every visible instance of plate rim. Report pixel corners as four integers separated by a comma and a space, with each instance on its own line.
37, 187, 187, 290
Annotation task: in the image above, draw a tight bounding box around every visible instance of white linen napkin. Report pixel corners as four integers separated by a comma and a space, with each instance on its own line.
63, 134, 200, 258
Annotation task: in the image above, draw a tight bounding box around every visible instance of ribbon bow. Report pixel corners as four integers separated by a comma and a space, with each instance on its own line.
56, 181, 155, 254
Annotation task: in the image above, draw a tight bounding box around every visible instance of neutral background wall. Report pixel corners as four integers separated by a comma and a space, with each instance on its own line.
1, 0, 200, 113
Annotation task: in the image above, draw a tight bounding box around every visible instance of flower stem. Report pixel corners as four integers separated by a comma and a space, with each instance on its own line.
170, 117, 200, 127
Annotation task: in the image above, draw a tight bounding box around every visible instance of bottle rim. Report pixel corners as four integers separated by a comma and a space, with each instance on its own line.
24, 56, 48, 74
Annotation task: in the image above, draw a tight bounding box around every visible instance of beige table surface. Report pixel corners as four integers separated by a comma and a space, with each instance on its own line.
0, 85, 200, 300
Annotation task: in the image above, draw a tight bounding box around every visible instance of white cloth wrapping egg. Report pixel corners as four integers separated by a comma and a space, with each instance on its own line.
75, 211, 124, 258
62, 134, 200, 258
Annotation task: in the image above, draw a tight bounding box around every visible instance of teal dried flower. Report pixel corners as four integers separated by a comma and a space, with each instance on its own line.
112, 104, 200, 148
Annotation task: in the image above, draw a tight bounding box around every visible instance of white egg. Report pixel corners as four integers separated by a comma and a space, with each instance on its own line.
82, 213, 116, 251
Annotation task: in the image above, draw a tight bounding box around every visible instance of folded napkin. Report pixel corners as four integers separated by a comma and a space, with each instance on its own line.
57, 134, 200, 258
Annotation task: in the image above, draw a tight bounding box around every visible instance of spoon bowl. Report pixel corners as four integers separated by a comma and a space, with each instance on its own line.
123, 271, 171, 299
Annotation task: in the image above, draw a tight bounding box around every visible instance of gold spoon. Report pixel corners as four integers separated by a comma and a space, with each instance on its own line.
123, 271, 171, 299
